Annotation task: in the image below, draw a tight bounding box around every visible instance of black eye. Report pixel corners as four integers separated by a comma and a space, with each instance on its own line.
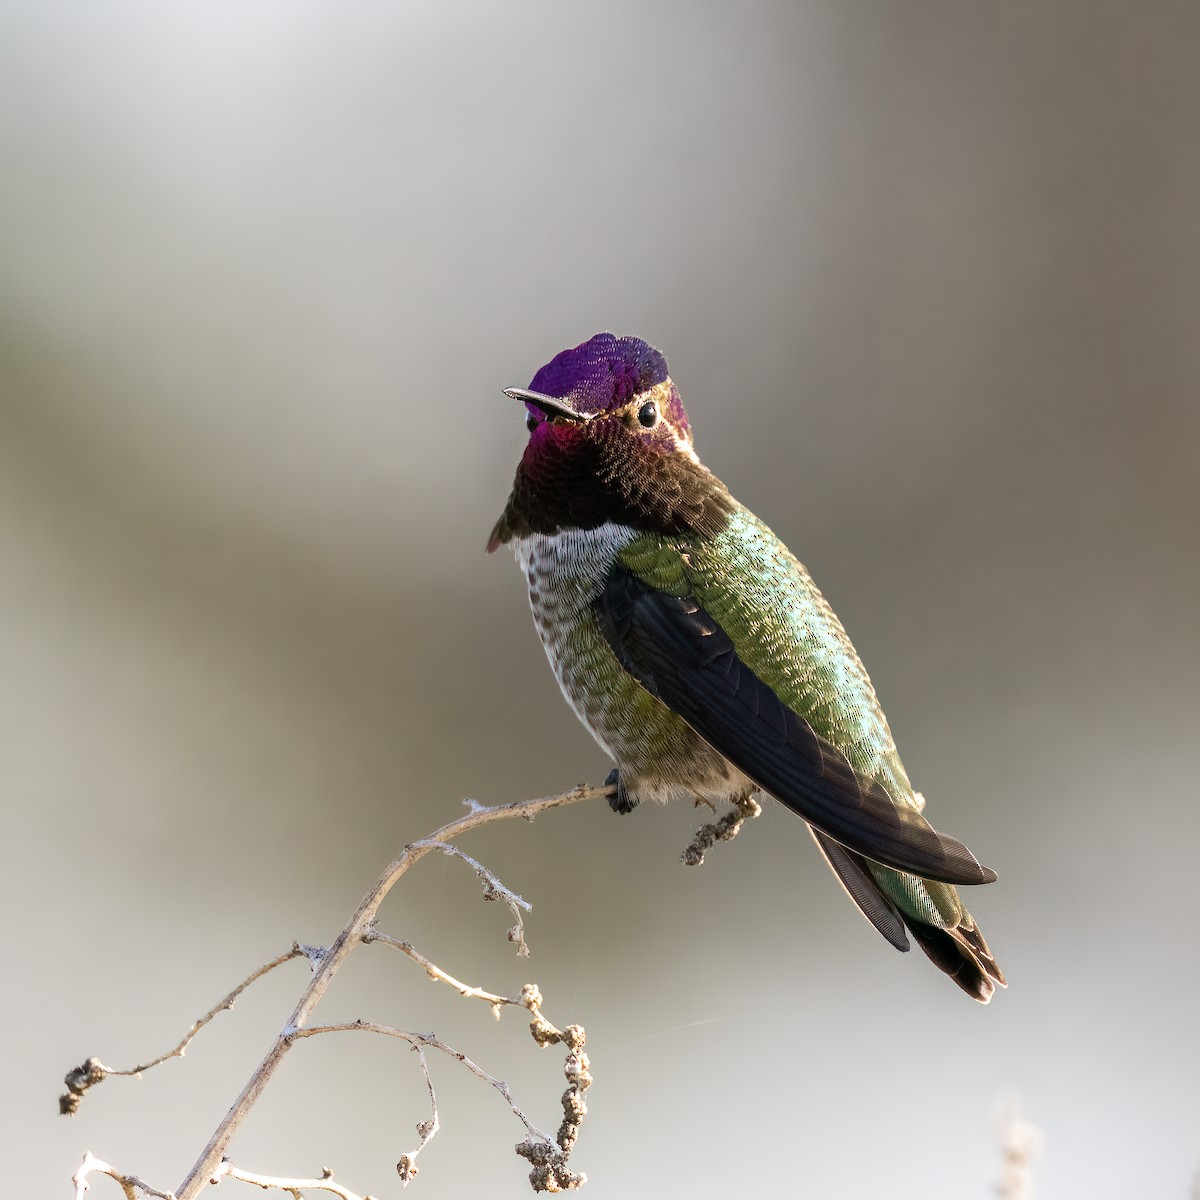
637, 401, 658, 428
526, 413, 538, 432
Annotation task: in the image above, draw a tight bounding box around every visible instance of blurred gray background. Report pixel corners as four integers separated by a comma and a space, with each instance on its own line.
4, 2, 1198, 1197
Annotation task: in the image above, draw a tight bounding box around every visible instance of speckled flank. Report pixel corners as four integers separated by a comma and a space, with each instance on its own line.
512, 524, 750, 806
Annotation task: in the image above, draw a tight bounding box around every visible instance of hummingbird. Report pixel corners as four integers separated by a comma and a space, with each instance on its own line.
489, 333, 1004, 1002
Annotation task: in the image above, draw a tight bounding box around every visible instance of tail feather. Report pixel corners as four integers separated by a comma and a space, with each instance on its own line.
812, 831, 1006, 1003
811, 828, 909, 951
904, 916, 1006, 1004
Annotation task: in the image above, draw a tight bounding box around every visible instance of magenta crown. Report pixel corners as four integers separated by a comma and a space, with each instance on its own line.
525, 333, 689, 434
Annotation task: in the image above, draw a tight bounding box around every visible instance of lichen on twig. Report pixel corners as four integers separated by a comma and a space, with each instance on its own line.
680, 793, 762, 867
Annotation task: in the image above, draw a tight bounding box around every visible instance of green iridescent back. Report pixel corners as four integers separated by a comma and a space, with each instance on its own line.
618, 507, 917, 811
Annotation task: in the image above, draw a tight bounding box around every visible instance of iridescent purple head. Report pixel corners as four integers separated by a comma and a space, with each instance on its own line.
489, 333, 731, 551
511, 333, 693, 446
529, 333, 682, 421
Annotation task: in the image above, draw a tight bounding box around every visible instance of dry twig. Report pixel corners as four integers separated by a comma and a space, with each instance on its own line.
289, 1020, 557, 1143
66, 783, 612, 1200
409, 840, 534, 956
395, 1045, 439, 1184
681, 794, 762, 866
212, 1162, 373, 1200
61, 946, 308, 1115
364, 930, 519, 1017
73, 1152, 175, 1200
516, 985, 592, 1190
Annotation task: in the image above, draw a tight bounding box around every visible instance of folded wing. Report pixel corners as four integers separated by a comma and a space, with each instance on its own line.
596, 566, 996, 886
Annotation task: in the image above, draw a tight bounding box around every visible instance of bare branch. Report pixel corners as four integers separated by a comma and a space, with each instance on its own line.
410, 839, 533, 956
681, 794, 762, 867
281, 988, 595, 1192
72, 1151, 175, 1200
212, 1162, 376, 1200
162, 782, 611, 1200
61, 946, 307, 1114
395, 1046, 439, 1185
364, 931, 520, 1017
289, 1020, 558, 1144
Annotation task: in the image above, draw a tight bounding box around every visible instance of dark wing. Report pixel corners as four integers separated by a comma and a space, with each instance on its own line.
597, 566, 997, 887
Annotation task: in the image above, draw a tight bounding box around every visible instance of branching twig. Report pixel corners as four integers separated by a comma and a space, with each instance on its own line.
395, 1046, 439, 1185
65, 783, 611, 1200
681, 794, 762, 867
73, 1152, 175, 1200
409, 840, 534, 956
212, 1162, 373, 1200
61, 946, 308, 1114
288, 1021, 557, 1144
65, 786, 611, 1195
364, 931, 520, 1017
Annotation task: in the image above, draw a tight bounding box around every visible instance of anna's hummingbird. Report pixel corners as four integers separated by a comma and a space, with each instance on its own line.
489, 333, 1004, 1002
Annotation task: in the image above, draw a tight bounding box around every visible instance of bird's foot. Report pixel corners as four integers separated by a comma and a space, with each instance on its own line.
692, 795, 718, 813
604, 768, 638, 815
